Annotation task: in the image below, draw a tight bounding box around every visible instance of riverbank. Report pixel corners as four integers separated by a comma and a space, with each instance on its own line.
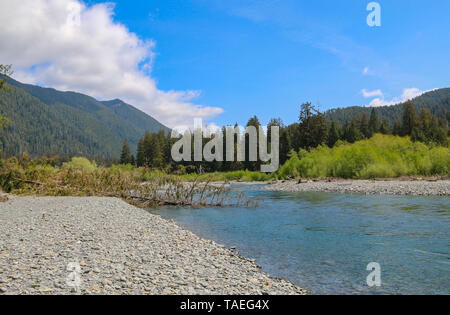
261, 179, 450, 196
0, 196, 306, 295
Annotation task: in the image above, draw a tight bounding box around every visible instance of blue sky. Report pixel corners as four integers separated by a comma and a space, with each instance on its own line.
3, 0, 449, 127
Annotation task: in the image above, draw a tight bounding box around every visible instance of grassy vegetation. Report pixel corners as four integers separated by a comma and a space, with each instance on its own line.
278, 134, 449, 179
0, 157, 251, 208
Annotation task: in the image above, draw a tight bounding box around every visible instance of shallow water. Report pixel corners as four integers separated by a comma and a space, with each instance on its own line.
150, 185, 450, 295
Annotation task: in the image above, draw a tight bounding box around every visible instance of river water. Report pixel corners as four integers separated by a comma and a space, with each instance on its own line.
150, 185, 450, 295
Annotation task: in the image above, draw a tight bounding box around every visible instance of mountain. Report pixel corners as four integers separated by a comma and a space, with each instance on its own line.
0, 77, 169, 158
325, 88, 450, 126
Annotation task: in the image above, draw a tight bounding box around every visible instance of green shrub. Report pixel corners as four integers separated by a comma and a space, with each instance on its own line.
63, 157, 97, 173
278, 134, 450, 179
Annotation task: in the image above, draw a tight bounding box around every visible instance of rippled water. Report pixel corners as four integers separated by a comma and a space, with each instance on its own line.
150, 185, 450, 295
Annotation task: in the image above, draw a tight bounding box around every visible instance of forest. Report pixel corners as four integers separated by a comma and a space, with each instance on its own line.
119, 100, 449, 178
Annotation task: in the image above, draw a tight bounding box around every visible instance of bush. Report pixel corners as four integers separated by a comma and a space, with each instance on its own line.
278, 134, 450, 179
63, 157, 97, 173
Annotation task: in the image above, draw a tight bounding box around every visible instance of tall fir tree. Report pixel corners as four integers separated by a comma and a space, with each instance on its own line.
119, 140, 132, 165
298, 102, 329, 149
359, 113, 371, 138
328, 120, 340, 147
368, 108, 380, 135
136, 138, 146, 167
401, 101, 418, 136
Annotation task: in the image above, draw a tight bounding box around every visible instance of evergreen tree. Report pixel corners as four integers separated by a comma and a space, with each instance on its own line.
298, 102, 329, 149
401, 101, 418, 136
143, 132, 153, 167
119, 140, 132, 164
328, 120, 340, 147
368, 108, 380, 135
359, 113, 371, 138
279, 128, 291, 165
344, 118, 363, 143
136, 138, 146, 167
392, 120, 402, 136
379, 119, 390, 134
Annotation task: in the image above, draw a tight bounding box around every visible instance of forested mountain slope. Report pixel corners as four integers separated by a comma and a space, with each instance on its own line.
0, 77, 169, 158
325, 88, 450, 126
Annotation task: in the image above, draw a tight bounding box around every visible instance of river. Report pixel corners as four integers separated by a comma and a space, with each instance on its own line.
149, 184, 450, 295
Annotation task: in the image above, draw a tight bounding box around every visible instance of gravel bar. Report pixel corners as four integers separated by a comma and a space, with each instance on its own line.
0, 196, 306, 295
261, 180, 450, 196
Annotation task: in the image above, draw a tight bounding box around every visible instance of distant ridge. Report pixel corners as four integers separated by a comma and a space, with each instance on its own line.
0, 77, 169, 158
325, 88, 450, 126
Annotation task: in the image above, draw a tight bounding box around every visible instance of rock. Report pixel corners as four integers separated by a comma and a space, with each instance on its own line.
0, 196, 306, 295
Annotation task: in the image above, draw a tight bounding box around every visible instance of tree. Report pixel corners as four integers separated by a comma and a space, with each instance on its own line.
379, 119, 389, 134
412, 109, 448, 146
279, 128, 291, 165
136, 138, 146, 167
298, 102, 328, 149
392, 120, 402, 136
343, 118, 363, 143
120, 140, 132, 164
359, 113, 371, 138
328, 120, 340, 147
401, 101, 418, 136
368, 108, 380, 135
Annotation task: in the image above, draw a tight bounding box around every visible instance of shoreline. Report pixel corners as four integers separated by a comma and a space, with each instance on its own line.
259, 179, 450, 196
0, 196, 307, 295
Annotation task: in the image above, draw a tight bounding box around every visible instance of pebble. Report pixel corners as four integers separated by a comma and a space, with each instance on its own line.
262, 180, 450, 196
0, 196, 306, 295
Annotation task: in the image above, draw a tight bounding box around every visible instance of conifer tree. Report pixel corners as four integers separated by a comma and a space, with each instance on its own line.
136, 138, 146, 167
328, 120, 340, 147
401, 101, 418, 136
368, 108, 380, 135
119, 140, 132, 165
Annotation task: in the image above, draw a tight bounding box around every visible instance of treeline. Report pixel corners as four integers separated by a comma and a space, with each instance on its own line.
120, 101, 448, 173
325, 88, 450, 127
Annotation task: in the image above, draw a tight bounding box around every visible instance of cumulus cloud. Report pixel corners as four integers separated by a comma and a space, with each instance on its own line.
365, 88, 432, 107
361, 89, 383, 98
0, 0, 223, 128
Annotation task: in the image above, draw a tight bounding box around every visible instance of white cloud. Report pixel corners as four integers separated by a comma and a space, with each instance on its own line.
362, 67, 370, 75
365, 88, 432, 107
0, 0, 223, 128
361, 89, 383, 98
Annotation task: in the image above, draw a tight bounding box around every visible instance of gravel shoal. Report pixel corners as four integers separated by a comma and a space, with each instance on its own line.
0, 196, 306, 295
261, 180, 450, 196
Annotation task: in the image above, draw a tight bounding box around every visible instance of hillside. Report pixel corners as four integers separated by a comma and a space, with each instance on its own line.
0, 77, 169, 158
325, 88, 450, 126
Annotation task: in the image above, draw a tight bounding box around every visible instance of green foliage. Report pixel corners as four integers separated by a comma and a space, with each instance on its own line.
63, 157, 97, 173
278, 134, 449, 179
298, 102, 329, 149
120, 140, 133, 165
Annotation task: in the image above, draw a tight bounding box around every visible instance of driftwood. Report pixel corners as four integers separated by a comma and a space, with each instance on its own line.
10, 176, 245, 208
